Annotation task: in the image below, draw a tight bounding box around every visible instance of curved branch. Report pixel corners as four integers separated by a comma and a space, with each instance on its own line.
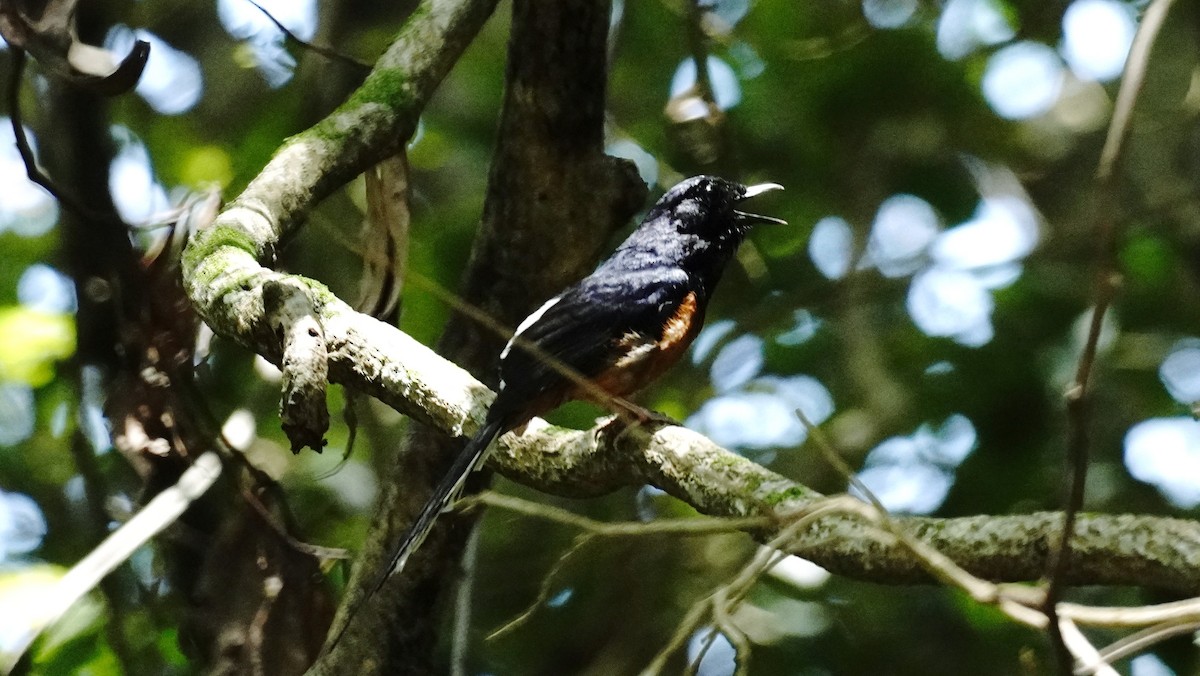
182, 0, 500, 294
187, 261, 1200, 596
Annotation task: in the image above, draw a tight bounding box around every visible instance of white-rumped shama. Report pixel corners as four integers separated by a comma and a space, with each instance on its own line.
379, 175, 783, 589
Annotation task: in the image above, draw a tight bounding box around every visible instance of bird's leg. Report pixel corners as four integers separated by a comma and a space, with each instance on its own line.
611, 397, 679, 427
594, 397, 679, 449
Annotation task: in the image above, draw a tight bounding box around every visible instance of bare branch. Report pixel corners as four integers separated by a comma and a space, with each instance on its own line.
1047, 1, 1178, 669
7, 49, 100, 220
244, 0, 372, 73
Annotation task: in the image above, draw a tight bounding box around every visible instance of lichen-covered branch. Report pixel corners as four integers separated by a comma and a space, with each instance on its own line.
211, 268, 1200, 600
182, 0, 500, 338
196, 265, 1200, 597
327, 313, 1200, 594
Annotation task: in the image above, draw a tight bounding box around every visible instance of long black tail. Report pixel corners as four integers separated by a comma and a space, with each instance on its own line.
371, 414, 507, 594
325, 415, 509, 654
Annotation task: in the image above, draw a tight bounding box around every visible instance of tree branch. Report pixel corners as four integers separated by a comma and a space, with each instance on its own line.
182, 0, 500, 292
186, 263, 1200, 596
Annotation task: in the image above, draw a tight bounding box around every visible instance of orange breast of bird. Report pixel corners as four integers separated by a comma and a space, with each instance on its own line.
589, 291, 704, 399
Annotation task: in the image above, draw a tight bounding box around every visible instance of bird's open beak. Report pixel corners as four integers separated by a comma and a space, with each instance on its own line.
735, 183, 786, 225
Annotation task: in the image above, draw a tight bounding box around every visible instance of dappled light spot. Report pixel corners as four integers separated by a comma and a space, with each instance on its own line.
217, 0, 316, 88
1130, 653, 1177, 676
105, 27, 203, 114
221, 409, 257, 452
931, 196, 1038, 271
728, 41, 764, 79
767, 555, 831, 589
907, 267, 994, 347
635, 485, 668, 521
886, 175, 1042, 347
864, 194, 939, 278
968, 262, 1023, 290
1125, 417, 1200, 508
706, 0, 750, 30
313, 460, 377, 511
17, 265, 75, 314
0, 384, 34, 447
759, 375, 836, 425
127, 547, 159, 591
180, 146, 235, 189
710, 334, 764, 392
606, 138, 659, 187
862, 0, 918, 30
0, 490, 46, 560
79, 366, 112, 454
0, 566, 62, 654
109, 128, 171, 224
856, 463, 953, 515
687, 628, 736, 676
1158, 338, 1200, 406
686, 375, 834, 453
670, 55, 742, 110
253, 355, 283, 384
729, 597, 831, 644
546, 588, 573, 608
687, 391, 799, 457
776, 309, 822, 346
809, 215, 853, 280
0, 119, 58, 237
924, 361, 955, 376
691, 319, 737, 365
935, 0, 1015, 61
1061, 0, 1135, 82
0, 309, 74, 387
852, 414, 978, 513
982, 42, 1065, 120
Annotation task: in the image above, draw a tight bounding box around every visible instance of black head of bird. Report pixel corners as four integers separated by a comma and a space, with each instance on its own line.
645, 175, 785, 234
609, 175, 785, 291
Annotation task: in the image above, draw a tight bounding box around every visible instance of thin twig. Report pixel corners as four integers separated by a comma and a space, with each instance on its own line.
241, 487, 351, 561
66, 429, 138, 674
1058, 597, 1200, 628
1058, 618, 1117, 676
1045, 2, 1176, 671
1088, 619, 1200, 673
7, 49, 99, 220
450, 524, 481, 676
487, 533, 594, 641
797, 411, 1050, 627
467, 490, 771, 641
244, 0, 372, 73
642, 498, 852, 675
795, 408, 886, 513
458, 491, 770, 536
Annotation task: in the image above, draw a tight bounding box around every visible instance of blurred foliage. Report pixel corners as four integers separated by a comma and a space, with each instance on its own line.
2, 0, 1200, 673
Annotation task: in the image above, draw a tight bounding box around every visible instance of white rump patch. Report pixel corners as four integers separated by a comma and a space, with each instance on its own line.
501, 295, 561, 360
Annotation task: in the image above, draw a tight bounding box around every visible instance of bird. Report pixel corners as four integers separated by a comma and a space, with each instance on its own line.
378, 175, 783, 589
